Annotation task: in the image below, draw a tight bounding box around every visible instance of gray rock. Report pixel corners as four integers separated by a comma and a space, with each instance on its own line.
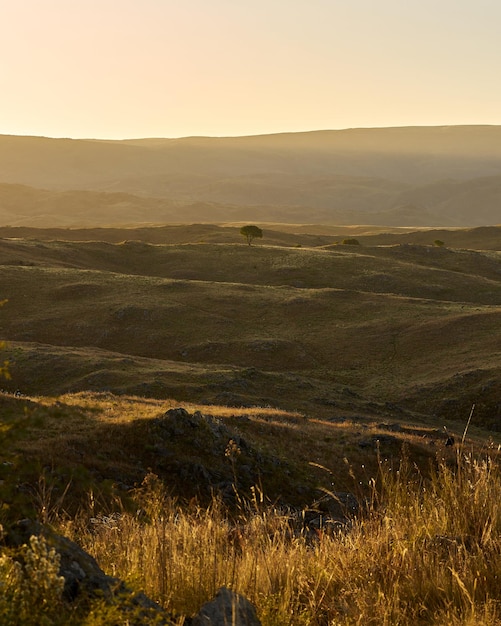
5, 520, 173, 624
165, 407, 191, 419
192, 587, 261, 626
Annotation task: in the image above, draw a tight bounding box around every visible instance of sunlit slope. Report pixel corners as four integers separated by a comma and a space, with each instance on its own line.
1, 223, 501, 249
0, 238, 500, 301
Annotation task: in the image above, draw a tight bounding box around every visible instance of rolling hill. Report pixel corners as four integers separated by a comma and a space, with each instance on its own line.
0, 225, 499, 428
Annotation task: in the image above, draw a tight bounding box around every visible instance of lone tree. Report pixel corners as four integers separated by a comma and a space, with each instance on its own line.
240, 225, 263, 246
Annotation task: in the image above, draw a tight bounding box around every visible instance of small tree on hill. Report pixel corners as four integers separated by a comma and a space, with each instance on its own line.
434, 239, 445, 247
341, 238, 360, 246
240, 225, 263, 246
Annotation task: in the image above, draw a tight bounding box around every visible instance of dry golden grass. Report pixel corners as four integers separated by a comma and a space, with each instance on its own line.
53, 450, 501, 625
2, 406, 500, 624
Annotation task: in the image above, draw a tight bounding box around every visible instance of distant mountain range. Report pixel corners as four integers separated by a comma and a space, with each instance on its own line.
1, 126, 501, 227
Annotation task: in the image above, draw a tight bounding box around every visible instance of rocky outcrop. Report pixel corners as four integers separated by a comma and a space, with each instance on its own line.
5, 519, 118, 601
150, 407, 296, 503
4, 519, 172, 624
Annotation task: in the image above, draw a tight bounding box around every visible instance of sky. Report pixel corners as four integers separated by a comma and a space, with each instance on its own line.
2, 0, 501, 139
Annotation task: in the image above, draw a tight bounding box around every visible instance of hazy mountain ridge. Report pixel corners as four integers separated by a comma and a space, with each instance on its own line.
1, 126, 501, 226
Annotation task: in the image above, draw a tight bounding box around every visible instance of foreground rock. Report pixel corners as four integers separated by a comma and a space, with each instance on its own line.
192, 587, 261, 626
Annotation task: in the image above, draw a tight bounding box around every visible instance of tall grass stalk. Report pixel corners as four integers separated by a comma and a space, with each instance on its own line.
59, 452, 501, 625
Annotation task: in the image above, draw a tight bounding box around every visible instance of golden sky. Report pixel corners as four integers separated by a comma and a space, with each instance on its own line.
2, 0, 501, 139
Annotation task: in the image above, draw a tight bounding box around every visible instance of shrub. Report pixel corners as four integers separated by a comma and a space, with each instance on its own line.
0, 534, 66, 625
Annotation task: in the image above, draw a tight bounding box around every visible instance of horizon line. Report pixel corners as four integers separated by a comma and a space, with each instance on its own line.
1, 123, 500, 142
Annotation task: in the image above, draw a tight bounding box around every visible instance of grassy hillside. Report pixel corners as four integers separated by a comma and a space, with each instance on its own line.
0, 237, 500, 397
1, 223, 501, 623
0, 224, 499, 429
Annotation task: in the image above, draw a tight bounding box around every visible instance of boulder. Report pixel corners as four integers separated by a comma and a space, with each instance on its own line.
192, 587, 261, 626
